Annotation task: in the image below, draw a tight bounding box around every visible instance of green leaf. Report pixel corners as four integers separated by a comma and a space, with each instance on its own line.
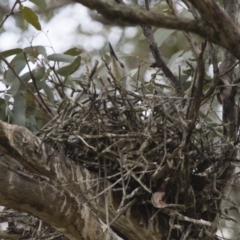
179, 9, 194, 19
26, 114, 37, 132
19, 67, 45, 83
9, 52, 25, 63
0, 98, 5, 106
64, 47, 83, 56
2, 95, 12, 122
13, 91, 26, 126
183, 81, 191, 91
5, 107, 12, 123
180, 75, 190, 84
6, 67, 45, 94
168, 50, 184, 73
0, 48, 22, 58
0, 98, 6, 122
9, 80, 21, 96
32, 67, 45, 81
151, 2, 169, 14
29, 0, 47, 11
48, 54, 75, 63
4, 95, 11, 103
64, 76, 76, 88
36, 46, 47, 59
37, 81, 54, 103
19, 72, 31, 82
57, 56, 81, 76
4, 60, 26, 85
18, 67, 45, 83
21, 6, 41, 30
10, 52, 25, 63
24, 46, 47, 59
153, 29, 175, 47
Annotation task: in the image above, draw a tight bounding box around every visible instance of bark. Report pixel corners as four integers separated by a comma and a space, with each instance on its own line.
72, 0, 240, 60
0, 163, 121, 240
0, 1, 239, 239
0, 120, 164, 240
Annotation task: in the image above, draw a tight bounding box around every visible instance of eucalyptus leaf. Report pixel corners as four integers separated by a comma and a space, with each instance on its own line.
37, 81, 54, 103
0, 100, 6, 122
4, 95, 11, 103
32, 67, 45, 81
183, 81, 191, 91
64, 76, 75, 88
179, 9, 194, 19
26, 114, 37, 132
64, 47, 83, 56
19, 72, 31, 83
0, 48, 22, 58
153, 29, 175, 47
57, 56, 81, 76
21, 6, 41, 30
4, 60, 26, 85
0, 98, 5, 106
10, 52, 25, 63
180, 75, 190, 84
9, 80, 20, 96
29, 0, 47, 11
168, 50, 184, 72
24, 46, 47, 59
48, 54, 75, 63
13, 91, 26, 126
19, 67, 45, 84
5, 105, 12, 123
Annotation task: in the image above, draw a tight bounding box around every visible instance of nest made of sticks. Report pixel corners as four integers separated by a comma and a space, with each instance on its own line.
39, 74, 231, 238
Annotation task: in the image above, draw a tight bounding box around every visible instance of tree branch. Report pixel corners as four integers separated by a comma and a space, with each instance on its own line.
0, 163, 122, 240
0, 120, 163, 240
72, 0, 240, 59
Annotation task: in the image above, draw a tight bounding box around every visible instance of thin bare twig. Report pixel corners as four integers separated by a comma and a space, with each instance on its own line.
0, 53, 53, 118
23, 51, 53, 116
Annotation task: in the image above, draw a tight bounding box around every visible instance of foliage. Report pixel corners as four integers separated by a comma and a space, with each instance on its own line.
0, 0, 240, 239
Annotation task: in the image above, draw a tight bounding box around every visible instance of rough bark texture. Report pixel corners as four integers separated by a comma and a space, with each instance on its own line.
0, 120, 164, 240
72, 0, 240, 60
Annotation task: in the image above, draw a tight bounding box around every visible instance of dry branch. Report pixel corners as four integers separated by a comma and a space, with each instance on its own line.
33, 70, 237, 238
0, 60, 238, 239
72, 0, 240, 59
0, 120, 162, 240
0, 1, 239, 238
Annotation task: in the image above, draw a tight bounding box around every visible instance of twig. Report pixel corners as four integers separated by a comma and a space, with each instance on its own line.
204, 42, 220, 100
0, 0, 19, 29
167, 0, 201, 59
76, 135, 97, 151
175, 213, 212, 227
110, 199, 136, 226
23, 51, 53, 116
0, 52, 53, 118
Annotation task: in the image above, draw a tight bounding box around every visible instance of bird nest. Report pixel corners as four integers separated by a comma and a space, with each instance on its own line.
39, 78, 232, 238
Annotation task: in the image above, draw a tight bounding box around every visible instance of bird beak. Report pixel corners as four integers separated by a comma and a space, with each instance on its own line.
109, 42, 119, 61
